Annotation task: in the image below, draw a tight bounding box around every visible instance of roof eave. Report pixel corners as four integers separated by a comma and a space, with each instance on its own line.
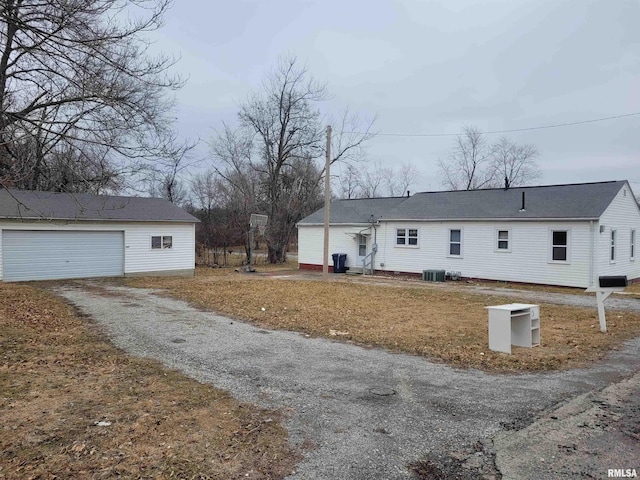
376, 217, 601, 222
0, 216, 199, 223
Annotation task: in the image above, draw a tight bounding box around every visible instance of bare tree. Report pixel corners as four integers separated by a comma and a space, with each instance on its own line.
209, 123, 259, 258
358, 160, 386, 198
335, 160, 421, 199
489, 136, 541, 188
437, 126, 494, 190
438, 126, 541, 190
213, 56, 374, 263
0, 0, 190, 193
383, 161, 421, 196
336, 163, 361, 199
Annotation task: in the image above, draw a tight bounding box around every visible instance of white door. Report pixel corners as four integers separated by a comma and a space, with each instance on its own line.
356, 234, 368, 267
2, 230, 124, 281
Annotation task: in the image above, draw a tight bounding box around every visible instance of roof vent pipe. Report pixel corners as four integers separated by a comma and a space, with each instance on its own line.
504, 176, 509, 190
519, 191, 526, 212
407, 190, 410, 197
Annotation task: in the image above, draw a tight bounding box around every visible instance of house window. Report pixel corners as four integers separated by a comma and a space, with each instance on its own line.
551, 230, 568, 262
610, 230, 616, 262
496, 230, 510, 251
358, 235, 367, 256
408, 229, 418, 246
632, 229, 636, 260
152, 235, 173, 250
449, 229, 462, 256
396, 229, 406, 245
396, 228, 418, 247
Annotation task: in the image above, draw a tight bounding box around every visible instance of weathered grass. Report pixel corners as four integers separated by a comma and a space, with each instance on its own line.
0, 282, 299, 479
126, 268, 640, 372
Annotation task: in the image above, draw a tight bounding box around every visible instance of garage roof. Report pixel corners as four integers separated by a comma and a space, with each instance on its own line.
0, 189, 199, 223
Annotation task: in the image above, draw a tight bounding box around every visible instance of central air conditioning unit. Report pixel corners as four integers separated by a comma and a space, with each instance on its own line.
422, 269, 446, 282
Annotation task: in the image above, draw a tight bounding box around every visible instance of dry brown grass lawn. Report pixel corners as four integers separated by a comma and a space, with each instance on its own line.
0, 282, 299, 479
127, 268, 640, 372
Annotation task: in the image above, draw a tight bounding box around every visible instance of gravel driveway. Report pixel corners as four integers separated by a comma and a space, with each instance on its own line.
55, 283, 640, 480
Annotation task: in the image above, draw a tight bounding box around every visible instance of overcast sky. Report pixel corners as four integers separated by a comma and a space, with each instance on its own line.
153, 0, 640, 195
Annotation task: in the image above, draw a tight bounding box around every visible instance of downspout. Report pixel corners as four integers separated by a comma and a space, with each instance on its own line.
372, 221, 378, 274
589, 221, 595, 287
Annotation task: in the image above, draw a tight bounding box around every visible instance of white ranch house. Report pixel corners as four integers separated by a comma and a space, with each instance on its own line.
297, 181, 640, 288
0, 189, 198, 282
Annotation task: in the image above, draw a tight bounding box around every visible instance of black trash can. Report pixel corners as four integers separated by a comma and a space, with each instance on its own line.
332, 253, 348, 273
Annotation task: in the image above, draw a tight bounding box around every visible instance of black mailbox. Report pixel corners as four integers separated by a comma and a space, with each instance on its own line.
598, 276, 628, 288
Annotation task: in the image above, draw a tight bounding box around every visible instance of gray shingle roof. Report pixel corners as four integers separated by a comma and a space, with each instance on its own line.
0, 189, 199, 223
299, 197, 408, 224
299, 181, 630, 224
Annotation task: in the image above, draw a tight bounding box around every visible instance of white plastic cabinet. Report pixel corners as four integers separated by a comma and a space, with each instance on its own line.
485, 303, 540, 354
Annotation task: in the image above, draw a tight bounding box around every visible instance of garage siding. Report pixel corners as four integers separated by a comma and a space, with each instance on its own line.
2, 230, 124, 281
0, 221, 195, 281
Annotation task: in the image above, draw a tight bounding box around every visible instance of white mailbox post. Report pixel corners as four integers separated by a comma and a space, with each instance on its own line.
485, 303, 540, 354
585, 276, 628, 333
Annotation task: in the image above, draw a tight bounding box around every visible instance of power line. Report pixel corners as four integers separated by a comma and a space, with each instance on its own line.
348, 111, 640, 137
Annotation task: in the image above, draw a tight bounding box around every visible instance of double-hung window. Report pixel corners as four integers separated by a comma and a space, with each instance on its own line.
550, 230, 569, 262
396, 228, 418, 246
449, 229, 462, 256
496, 230, 510, 251
631, 229, 636, 260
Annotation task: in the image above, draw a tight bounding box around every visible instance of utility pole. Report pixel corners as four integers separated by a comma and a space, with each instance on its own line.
323, 125, 332, 280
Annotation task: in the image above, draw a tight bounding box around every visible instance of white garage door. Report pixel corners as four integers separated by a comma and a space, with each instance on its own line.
2, 230, 124, 281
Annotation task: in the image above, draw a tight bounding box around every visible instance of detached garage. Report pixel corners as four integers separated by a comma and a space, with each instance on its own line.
0, 189, 198, 282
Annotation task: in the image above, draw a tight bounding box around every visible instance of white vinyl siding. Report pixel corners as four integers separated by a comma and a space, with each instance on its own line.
297, 224, 373, 270
0, 220, 195, 281
375, 221, 592, 287
597, 185, 640, 281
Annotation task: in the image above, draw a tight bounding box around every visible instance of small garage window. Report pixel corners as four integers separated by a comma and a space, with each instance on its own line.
152, 235, 173, 250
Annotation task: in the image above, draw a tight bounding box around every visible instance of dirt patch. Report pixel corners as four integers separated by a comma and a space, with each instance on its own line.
0, 282, 300, 479
410, 441, 501, 480
125, 269, 640, 372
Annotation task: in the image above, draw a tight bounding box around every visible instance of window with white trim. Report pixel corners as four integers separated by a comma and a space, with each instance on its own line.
449, 229, 462, 256
496, 229, 510, 251
551, 230, 568, 262
396, 228, 418, 246
631, 229, 636, 260
151, 235, 173, 250
358, 235, 367, 256
610, 230, 616, 262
